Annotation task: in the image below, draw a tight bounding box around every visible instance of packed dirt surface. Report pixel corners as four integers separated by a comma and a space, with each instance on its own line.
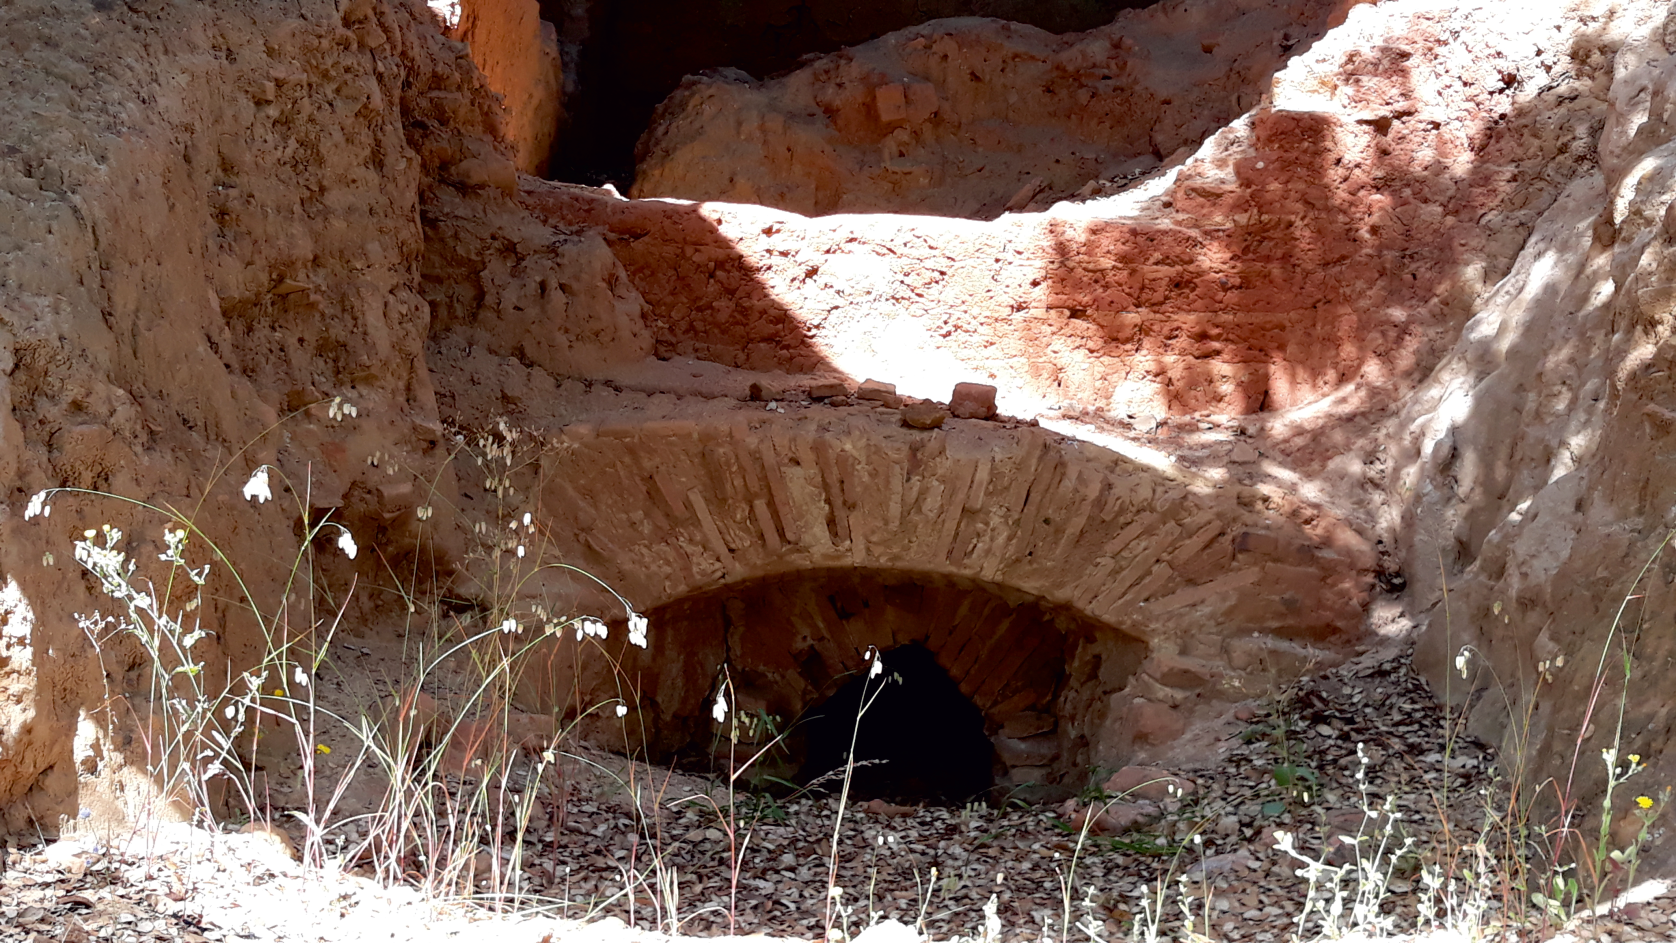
10, 0, 1676, 935
0, 648, 1513, 943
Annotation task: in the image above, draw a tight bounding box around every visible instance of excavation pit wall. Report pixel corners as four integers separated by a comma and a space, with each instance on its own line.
628, 0, 1357, 218
448, 410, 1373, 791
519, 0, 1613, 432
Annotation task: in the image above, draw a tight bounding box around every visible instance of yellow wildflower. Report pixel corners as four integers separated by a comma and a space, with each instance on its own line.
1630, 754, 1642, 764
315, 744, 331, 755
1637, 796, 1653, 810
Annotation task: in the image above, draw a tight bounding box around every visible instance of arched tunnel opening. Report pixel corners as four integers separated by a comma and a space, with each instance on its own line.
592, 567, 1148, 804
539, 0, 1159, 188
799, 643, 994, 803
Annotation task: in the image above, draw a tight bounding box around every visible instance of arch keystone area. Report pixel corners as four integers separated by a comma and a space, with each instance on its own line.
486, 411, 1371, 780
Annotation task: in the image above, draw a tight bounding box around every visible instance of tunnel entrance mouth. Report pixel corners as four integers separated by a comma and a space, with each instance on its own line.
615, 567, 1148, 804
798, 643, 995, 804
541, 0, 1159, 188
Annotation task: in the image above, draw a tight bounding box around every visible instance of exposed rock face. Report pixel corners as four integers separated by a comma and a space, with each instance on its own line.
453, 0, 565, 174
1388, 2, 1676, 840
550, 0, 1160, 183
0, 0, 643, 830
529, 0, 1605, 426
631, 0, 1356, 217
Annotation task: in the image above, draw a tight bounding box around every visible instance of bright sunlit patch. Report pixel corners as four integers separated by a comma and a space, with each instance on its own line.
426, 0, 459, 29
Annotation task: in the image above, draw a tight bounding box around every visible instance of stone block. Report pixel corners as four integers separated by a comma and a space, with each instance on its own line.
1101, 765, 1196, 802
950, 382, 998, 419
994, 733, 1059, 768
999, 711, 1054, 738
447, 155, 518, 195
1142, 652, 1220, 689
1062, 799, 1161, 836
905, 81, 939, 124
856, 378, 898, 401
902, 401, 948, 429
1126, 698, 1185, 746
809, 381, 849, 399
1007, 765, 1053, 787
876, 83, 907, 123
748, 380, 782, 401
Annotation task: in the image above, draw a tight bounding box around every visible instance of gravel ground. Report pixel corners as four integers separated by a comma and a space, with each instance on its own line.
5, 646, 1676, 943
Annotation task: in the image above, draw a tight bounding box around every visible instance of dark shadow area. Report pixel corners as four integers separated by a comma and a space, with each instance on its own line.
543, 0, 1158, 187
518, 181, 835, 372
798, 643, 995, 803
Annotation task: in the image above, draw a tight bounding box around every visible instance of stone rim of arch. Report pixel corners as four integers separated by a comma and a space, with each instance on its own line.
473, 409, 1374, 772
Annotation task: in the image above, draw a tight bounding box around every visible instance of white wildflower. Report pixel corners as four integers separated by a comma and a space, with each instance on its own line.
498, 618, 518, 634
1454, 647, 1471, 679
627, 612, 649, 649
712, 690, 728, 724
24, 491, 50, 520
293, 665, 309, 688
615, 704, 628, 718
581, 617, 607, 639
242, 466, 273, 504
336, 528, 358, 560
869, 647, 884, 679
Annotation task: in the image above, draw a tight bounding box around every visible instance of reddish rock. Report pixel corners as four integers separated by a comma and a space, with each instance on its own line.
1141, 653, 1220, 690
1125, 699, 1186, 746
999, 711, 1054, 738
856, 378, 898, 402
1102, 766, 1197, 802
994, 733, 1058, 768
1060, 799, 1162, 837
809, 380, 850, 399
452, 0, 563, 174
901, 401, 949, 429
447, 155, 518, 194
950, 382, 998, 420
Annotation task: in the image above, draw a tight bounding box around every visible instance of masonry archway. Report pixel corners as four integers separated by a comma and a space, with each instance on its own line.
630, 566, 1144, 796
484, 410, 1372, 786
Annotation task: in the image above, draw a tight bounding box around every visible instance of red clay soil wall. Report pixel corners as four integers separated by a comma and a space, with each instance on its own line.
0, 0, 644, 832
453, 0, 564, 174
527, 26, 1602, 422
630, 0, 1357, 217
548, 0, 1161, 182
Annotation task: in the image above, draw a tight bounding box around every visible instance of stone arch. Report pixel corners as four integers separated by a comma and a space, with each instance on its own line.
499, 411, 1371, 784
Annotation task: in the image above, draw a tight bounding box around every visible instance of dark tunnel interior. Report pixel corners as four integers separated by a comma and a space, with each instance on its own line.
797, 644, 997, 804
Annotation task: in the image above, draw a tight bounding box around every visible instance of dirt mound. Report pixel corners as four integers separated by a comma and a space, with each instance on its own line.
630, 0, 1356, 217
0, 0, 642, 831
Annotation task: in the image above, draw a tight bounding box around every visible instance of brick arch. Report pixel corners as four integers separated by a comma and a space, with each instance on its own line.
509, 411, 1371, 770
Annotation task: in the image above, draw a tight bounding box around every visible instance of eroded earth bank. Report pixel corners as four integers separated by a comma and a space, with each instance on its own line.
7, 0, 1676, 936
